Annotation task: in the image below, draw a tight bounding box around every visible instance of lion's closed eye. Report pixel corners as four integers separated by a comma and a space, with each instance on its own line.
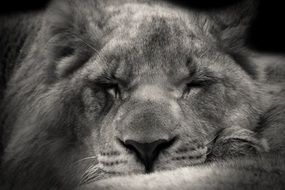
99, 83, 121, 100
181, 75, 220, 99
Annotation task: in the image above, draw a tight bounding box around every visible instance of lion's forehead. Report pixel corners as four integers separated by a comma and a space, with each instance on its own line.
104, 3, 209, 52
105, 3, 193, 24
80, 2, 223, 86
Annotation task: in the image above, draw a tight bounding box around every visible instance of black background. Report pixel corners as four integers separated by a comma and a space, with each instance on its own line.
0, 0, 284, 54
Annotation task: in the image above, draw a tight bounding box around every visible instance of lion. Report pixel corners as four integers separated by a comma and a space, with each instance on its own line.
0, 0, 285, 189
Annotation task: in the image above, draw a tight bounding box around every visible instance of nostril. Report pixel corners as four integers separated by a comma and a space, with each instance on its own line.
121, 137, 177, 172
124, 139, 167, 160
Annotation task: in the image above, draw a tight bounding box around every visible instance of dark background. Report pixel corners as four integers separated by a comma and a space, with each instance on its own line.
0, 0, 284, 53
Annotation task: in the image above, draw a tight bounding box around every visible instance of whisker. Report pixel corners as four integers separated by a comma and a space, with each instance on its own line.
80, 164, 105, 185
206, 149, 212, 156
69, 33, 108, 63
80, 164, 123, 185
38, 34, 64, 53
74, 156, 97, 165
204, 135, 219, 147
71, 34, 98, 52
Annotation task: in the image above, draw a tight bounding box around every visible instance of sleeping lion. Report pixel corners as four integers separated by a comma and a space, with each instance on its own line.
0, 0, 285, 189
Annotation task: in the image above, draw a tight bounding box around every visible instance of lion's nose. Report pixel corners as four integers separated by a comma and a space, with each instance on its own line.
123, 138, 175, 172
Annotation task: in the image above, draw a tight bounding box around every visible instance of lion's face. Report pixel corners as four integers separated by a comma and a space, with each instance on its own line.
71, 3, 263, 179
2, 0, 265, 188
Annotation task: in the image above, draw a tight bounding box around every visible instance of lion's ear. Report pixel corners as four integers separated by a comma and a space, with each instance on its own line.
207, 0, 258, 52
43, 0, 105, 78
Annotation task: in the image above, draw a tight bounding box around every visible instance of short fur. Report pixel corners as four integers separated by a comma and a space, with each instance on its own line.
0, 0, 285, 190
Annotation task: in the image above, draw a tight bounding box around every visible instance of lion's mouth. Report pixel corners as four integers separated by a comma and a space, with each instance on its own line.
79, 149, 209, 185
79, 154, 208, 186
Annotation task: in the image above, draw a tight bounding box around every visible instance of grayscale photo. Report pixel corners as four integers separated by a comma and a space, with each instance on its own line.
0, 0, 285, 189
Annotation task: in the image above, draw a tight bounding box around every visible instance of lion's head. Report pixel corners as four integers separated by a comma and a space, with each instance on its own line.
1, 0, 267, 189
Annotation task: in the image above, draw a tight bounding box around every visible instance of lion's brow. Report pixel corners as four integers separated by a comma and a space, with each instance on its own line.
182, 61, 221, 82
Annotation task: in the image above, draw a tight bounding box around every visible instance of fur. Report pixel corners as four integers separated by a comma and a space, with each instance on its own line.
0, 0, 285, 189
